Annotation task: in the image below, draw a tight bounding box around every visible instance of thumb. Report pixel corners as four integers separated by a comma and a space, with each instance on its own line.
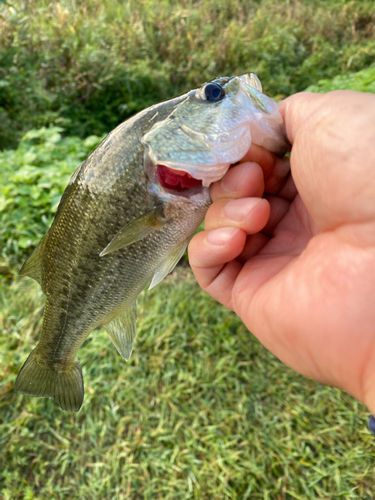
278, 92, 323, 145
279, 90, 375, 233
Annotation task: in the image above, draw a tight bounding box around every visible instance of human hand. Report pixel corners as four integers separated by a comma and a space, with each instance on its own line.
188, 91, 375, 413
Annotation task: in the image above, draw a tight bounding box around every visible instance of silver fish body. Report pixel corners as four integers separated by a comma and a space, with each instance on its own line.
16, 74, 289, 411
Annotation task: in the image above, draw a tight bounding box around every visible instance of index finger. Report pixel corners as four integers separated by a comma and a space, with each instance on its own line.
238, 142, 276, 179
209, 143, 278, 202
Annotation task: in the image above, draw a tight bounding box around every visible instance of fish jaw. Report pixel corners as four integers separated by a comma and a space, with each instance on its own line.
142, 73, 289, 188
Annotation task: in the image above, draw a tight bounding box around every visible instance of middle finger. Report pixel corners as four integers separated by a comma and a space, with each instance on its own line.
204, 197, 270, 234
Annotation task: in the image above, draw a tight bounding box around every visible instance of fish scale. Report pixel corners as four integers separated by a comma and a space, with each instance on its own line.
15, 74, 289, 411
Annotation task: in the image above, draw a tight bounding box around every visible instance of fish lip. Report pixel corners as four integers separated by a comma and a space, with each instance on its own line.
156, 161, 231, 188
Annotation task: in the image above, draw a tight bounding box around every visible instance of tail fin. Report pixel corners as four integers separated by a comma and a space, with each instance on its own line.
14, 349, 84, 411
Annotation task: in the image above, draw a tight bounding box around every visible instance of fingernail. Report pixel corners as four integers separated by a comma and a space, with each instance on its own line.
207, 227, 239, 246
224, 198, 263, 222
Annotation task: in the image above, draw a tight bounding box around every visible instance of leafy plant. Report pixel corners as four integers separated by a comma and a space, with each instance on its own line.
0, 127, 104, 265
306, 66, 375, 93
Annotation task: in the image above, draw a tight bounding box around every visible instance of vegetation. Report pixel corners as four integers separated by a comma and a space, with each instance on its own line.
1, 0, 375, 497
306, 66, 375, 93
1, 0, 375, 148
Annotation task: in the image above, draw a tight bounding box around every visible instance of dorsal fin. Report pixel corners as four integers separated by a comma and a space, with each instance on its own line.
149, 240, 188, 290
103, 303, 137, 361
19, 237, 45, 288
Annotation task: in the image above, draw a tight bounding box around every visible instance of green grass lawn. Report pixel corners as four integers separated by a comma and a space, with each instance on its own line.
1, 269, 375, 499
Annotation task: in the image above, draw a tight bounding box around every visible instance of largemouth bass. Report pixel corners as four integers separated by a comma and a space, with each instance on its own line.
16, 74, 289, 411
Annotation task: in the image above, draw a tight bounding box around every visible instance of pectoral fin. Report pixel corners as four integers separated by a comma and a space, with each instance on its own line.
103, 303, 137, 361
149, 240, 188, 290
19, 237, 45, 288
100, 205, 166, 257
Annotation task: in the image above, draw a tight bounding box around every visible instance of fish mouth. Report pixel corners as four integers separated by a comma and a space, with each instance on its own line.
156, 164, 203, 191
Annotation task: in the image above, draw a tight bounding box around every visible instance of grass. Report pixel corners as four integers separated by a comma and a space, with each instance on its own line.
1, 269, 375, 499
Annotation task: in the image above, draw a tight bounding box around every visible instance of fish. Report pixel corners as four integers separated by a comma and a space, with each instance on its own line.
15, 73, 289, 411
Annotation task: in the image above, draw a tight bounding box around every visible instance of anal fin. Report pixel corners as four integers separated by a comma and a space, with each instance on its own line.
100, 205, 166, 257
149, 240, 188, 290
103, 303, 137, 361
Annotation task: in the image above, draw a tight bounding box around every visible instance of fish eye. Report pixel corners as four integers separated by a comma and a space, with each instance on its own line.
203, 83, 225, 102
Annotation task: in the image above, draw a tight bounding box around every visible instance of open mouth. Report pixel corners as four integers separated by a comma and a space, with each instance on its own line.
157, 164, 203, 191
